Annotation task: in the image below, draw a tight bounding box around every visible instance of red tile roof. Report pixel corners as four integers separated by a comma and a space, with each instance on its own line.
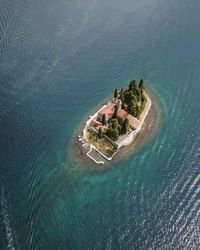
98, 103, 116, 119
98, 104, 141, 129
90, 120, 106, 131
118, 108, 129, 119
118, 108, 141, 129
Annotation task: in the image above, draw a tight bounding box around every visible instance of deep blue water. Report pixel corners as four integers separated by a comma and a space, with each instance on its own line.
0, 0, 200, 249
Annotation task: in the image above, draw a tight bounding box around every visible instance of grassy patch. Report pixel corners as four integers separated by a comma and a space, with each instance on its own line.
86, 129, 117, 154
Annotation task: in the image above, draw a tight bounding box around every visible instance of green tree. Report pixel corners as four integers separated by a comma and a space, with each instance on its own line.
129, 104, 137, 117
134, 87, 141, 102
128, 98, 137, 113
114, 88, 118, 99
112, 128, 119, 141
118, 116, 123, 125
113, 105, 118, 119
112, 119, 118, 129
122, 118, 130, 134
118, 124, 122, 135
107, 127, 113, 137
132, 79, 138, 90
139, 78, 145, 90
102, 113, 106, 125
120, 90, 125, 103
129, 102, 140, 118
103, 128, 108, 135
136, 105, 141, 119
122, 103, 128, 111
98, 127, 103, 139
131, 94, 137, 104
129, 81, 134, 91
124, 90, 134, 104
107, 116, 112, 124
140, 93, 147, 113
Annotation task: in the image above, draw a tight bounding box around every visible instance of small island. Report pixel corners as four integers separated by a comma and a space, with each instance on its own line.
79, 78, 151, 164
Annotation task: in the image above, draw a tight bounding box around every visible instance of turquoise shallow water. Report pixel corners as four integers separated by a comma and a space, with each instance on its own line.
1, 0, 200, 249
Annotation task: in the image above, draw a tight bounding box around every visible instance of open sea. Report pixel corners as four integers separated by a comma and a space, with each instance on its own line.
0, 0, 200, 249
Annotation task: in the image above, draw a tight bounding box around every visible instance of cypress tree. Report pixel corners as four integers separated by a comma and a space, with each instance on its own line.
112, 128, 119, 141
118, 124, 122, 135
134, 87, 141, 102
129, 105, 136, 117
129, 81, 134, 91
126, 118, 130, 132
112, 119, 118, 129
139, 78, 145, 90
102, 113, 106, 125
98, 127, 103, 138
113, 105, 118, 119
132, 79, 137, 90
136, 105, 141, 119
122, 103, 128, 111
107, 127, 113, 137
122, 118, 130, 134
120, 90, 125, 103
128, 98, 137, 113
114, 88, 118, 99
113, 110, 118, 119
129, 102, 139, 117
124, 90, 134, 104
131, 95, 137, 104
118, 116, 123, 125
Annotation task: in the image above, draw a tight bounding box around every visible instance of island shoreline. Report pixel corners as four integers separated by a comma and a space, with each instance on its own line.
70, 88, 161, 169
82, 91, 151, 164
